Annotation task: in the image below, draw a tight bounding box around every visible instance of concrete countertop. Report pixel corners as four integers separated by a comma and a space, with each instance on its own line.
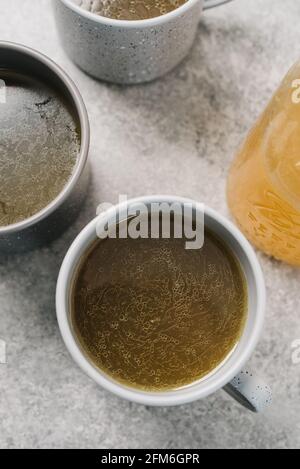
0, 0, 299, 449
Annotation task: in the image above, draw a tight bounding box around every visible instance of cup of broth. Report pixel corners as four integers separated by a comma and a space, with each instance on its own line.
53, 0, 233, 84
0, 41, 90, 253
56, 196, 271, 412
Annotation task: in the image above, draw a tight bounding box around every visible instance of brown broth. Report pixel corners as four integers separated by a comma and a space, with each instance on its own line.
70, 229, 248, 391
76, 0, 187, 21
0, 70, 80, 227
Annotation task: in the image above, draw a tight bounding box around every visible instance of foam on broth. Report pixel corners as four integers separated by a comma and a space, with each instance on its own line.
70, 227, 248, 391
0, 70, 80, 227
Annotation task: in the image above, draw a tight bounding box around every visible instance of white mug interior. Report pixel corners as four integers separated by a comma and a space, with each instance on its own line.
56, 196, 265, 406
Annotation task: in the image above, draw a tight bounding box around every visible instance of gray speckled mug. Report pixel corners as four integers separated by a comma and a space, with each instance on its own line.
53, 0, 233, 84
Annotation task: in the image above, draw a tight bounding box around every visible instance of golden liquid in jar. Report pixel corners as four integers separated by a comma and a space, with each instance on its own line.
228, 62, 300, 266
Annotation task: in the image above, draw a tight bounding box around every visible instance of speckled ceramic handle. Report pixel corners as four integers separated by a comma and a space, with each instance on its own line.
203, 0, 233, 10
224, 369, 272, 413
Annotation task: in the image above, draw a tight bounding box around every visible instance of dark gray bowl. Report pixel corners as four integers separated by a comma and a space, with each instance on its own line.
0, 41, 90, 254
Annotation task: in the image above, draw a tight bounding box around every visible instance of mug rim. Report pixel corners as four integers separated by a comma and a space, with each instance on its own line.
59, 0, 203, 29
0, 41, 90, 236
56, 195, 266, 406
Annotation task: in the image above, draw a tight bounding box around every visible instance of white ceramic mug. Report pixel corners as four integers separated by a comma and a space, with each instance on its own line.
56, 196, 272, 411
53, 0, 233, 84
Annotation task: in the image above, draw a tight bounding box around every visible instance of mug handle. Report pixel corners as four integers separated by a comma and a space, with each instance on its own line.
203, 0, 233, 9
224, 369, 272, 413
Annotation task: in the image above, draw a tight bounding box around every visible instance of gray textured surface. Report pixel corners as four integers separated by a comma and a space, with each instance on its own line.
0, 0, 299, 449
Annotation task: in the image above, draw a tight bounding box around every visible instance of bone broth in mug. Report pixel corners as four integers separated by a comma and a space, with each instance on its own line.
55, 0, 233, 84
74, 0, 187, 20
70, 219, 248, 391
0, 69, 80, 227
